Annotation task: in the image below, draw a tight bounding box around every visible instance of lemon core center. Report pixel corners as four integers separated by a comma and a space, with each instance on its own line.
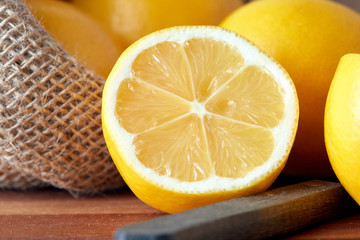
192, 101, 207, 117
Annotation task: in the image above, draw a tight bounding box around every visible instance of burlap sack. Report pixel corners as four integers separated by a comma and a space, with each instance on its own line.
0, 0, 125, 193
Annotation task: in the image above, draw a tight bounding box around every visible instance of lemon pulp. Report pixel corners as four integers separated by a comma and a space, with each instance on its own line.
115, 39, 285, 182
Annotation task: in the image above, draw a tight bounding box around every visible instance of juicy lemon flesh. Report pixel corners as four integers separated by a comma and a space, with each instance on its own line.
115, 38, 285, 182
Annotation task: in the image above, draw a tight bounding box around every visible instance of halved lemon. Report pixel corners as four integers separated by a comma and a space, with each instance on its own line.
102, 26, 299, 213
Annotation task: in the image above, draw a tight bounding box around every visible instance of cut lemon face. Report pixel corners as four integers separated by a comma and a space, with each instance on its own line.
102, 26, 299, 213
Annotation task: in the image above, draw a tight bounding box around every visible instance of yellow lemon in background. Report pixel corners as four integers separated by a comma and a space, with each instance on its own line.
102, 26, 299, 213
25, 0, 123, 78
71, 0, 244, 47
325, 53, 360, 206
220, 0, 360, 177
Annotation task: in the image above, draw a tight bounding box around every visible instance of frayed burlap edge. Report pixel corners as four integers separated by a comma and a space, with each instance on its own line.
0, 0, 125, 193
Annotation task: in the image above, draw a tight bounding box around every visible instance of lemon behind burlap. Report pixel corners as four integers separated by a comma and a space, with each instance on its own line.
0, 0, 124, 192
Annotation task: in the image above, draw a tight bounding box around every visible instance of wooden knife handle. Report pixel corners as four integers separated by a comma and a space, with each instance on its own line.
115, 180, 358, 240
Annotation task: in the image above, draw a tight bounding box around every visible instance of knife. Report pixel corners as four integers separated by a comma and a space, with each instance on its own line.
114, 180, 357, 240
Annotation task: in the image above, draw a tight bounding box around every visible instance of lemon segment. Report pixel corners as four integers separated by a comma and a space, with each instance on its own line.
132, 42, 195, 101
134, 114, 211, 182
115, 78, 192, 134
184, 38, 245, 102
205, 66, 284, 128
204, 114, 274, 178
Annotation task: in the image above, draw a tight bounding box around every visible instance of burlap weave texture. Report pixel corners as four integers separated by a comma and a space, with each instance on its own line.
0, 0, 124, 192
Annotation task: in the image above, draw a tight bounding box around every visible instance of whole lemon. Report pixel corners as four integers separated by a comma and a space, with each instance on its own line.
25, 0, 123, 78
220, 0, 360, 177
325, 53, 360, 205
71, 0, 243, 47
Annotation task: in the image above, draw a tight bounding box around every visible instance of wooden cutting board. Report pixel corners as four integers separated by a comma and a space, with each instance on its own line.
0, 177, 359, 239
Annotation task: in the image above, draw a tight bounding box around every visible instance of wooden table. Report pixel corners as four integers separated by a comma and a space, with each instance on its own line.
0, 188, 165, 239
1, 180, 359, 240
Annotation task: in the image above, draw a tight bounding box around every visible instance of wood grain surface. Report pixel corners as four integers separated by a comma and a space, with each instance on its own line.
0, 179, 359, 240
0, 189, 166, 240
